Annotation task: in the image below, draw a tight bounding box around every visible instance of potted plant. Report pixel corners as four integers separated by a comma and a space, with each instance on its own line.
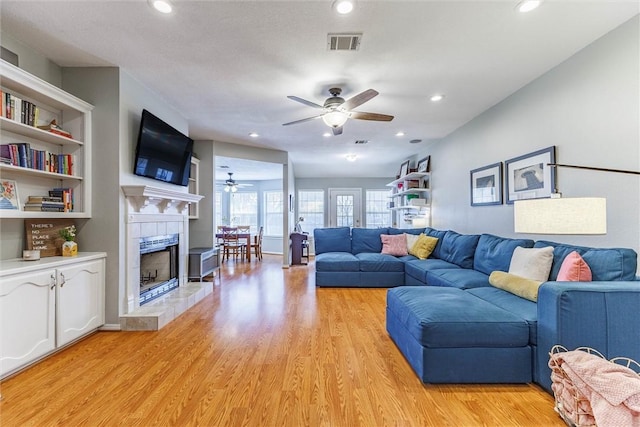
59, 225, 78, 257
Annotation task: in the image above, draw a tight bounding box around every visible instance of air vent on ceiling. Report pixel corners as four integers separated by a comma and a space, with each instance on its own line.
218, 165, 230, 169
354, 140, 369, 144
328, 33, 362, 51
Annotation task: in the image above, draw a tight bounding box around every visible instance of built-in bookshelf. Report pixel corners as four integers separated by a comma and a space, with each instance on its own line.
188, 157, 200, 219
387, 172, 431, 226
0, 59, 93, 219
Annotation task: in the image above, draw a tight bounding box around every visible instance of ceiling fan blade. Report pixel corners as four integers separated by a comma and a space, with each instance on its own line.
287, 96, 324, 109
350, 111, 394, 122
342, 89, 379, 111
332, 126, 343, 136
282, 115, 325, 126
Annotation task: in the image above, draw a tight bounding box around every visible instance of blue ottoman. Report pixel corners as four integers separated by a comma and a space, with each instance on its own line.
386, 286, 532, 383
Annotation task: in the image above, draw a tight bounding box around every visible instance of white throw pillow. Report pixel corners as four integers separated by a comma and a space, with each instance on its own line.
508, 246, 554, 282
405, 233, 419, 252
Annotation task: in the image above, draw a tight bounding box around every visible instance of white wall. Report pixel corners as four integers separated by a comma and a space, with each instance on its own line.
423, 16, 639, 253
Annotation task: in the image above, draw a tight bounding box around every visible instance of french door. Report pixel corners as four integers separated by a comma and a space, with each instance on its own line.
328, 188, 361, 228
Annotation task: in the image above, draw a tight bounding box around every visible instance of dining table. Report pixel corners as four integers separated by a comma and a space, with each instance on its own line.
215, 230, 253, 261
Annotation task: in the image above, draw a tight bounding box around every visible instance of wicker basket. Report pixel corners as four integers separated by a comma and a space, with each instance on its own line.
549, 345, 640, 427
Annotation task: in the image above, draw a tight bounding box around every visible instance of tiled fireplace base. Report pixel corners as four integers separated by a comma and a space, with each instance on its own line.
120, 281, 213, 331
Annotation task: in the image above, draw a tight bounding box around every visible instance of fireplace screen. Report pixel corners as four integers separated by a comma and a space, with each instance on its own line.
139, 234, 179, 304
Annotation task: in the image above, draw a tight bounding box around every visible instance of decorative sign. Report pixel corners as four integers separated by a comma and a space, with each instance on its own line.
24, 219, 75, 257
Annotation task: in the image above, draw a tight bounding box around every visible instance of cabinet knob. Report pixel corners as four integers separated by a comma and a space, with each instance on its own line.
59, 272, 66, 288
50, 274, 56, 290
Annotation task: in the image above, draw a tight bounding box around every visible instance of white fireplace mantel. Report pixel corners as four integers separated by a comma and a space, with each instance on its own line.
122, 185, 203, 214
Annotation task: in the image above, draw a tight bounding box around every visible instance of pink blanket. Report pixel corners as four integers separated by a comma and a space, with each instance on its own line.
549, 350, 640, 427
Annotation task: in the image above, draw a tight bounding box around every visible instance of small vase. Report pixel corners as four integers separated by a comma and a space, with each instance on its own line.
62, 240, 78, 257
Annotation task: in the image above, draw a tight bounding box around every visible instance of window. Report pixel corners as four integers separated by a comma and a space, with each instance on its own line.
264, 191, 283, 236
297, 190, 324, 234
366, 189, 391, 228
230, 192, 258, 233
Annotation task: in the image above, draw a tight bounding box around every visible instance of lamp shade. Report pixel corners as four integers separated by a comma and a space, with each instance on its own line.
514, 197, 606, 235
322, 111, 349, 128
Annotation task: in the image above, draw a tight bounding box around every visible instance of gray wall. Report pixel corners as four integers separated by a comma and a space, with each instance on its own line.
421, 16, 639, 255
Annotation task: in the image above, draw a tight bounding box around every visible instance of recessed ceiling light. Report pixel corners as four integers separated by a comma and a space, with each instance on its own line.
333, 0, 354, 15
430, 94, 444, 102
345, 154, 357, 162
516, 0, 541, 13
149, 0, 172, 14
249, 132, 259, 138
323, 132, 332, 137
396, 131, 405, 137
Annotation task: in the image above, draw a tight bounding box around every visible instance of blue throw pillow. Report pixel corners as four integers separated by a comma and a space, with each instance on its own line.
474, 234, 535, 275
313, 227, 351, 255
351, 228, 388, 254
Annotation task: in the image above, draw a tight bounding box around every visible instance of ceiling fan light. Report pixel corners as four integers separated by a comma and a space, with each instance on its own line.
322, 111, 349, 128
231, 185, 238, 193
333, 0, 354, 15
224, 185, 230, 192
517, 0, 541, 13
149, 0, 172, 14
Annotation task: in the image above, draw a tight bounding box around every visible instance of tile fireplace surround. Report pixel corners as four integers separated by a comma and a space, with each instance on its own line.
120, 185, 208, 331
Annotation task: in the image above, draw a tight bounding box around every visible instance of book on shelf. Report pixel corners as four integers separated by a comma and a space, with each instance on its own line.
23, 205, 65, 212
0, 143, 74, 175
1, 90, 41, 127
49, 187, 73, 212
27, 195, 63, 203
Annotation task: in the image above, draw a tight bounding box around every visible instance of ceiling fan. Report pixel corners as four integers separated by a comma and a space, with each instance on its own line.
221, 173, 252, 192
282, 88, 394, 135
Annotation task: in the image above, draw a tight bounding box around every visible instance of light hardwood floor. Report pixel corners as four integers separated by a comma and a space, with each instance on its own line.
0, 255, 563, 426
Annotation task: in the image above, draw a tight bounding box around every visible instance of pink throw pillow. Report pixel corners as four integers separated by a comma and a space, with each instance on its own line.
557, 251, 592, 282
381, 234, 408, 256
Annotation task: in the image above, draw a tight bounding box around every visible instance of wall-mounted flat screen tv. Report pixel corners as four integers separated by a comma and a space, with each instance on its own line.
133, 109, 194, 186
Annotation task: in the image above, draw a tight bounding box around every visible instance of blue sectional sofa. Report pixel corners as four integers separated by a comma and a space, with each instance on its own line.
313, 226, 640, 392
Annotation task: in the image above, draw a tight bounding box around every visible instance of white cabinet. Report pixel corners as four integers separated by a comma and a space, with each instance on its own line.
0, 59, 93, 219
56, 259, 105, 346
0, 269, 56, 376
387, 172, 431, 227
0, 253, 105, 379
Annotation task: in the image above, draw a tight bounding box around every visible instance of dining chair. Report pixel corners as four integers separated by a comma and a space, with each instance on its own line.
221, 227, 246, 262
249, 226, 264, 261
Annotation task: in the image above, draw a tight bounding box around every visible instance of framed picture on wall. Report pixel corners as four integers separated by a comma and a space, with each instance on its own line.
505, 146, 556, 204
417, 156, 430, 173
399, 160, 410, 178
0, 179, 20, 210
470, 162, 502, 206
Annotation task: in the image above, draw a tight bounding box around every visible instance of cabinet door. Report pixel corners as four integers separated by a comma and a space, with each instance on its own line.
56, 259, 105, 346
0, 269, 56, 378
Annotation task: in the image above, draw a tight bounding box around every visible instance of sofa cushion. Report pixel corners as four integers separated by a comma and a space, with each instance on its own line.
356, 253, 405, 272
534, 240, 638, 281
314, 252, 359, 272
380, 233, 408, 256
404, 258, 460, 283
509, 246, 554, 282
424, 227, 448, 259
352, 227, 388, 254
557, 251, 592, 282
466, 287, 538, 345
473, 234, 534, 276
314, 227, 351, 255
386, 287, 529, 348
438, 231, 481, 269
489, 271, 542, 302
426, 268, 491, 289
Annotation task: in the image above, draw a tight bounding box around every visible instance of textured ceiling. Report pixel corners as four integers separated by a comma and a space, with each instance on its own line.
1, 1, 637, 180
